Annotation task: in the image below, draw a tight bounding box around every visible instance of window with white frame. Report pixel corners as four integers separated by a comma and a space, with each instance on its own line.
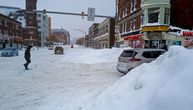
130, 19, 134, 31
125, 6, 128, 17
134, 18, 136, 30
134, 0, 137, 11
130, 0, 134, 13
122, 21, 127, 33
148, 7, 160, 23
164, 8, 170, 24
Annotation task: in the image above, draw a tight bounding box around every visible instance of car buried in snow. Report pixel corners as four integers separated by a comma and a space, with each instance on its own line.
117, 48, 166, 74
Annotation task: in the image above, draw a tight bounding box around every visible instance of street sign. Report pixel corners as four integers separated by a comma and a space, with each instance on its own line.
87, 8, 95, 21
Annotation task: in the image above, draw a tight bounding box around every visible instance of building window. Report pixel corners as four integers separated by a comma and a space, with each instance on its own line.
29, 16, 33, 20
122, 20, 127, 33
0, 19, 2, 25
130, 0, 134, 13
38, 14, 41, 17
130, 19, 134, 31
164, 8, 170, 24
148, 7, 160, 23
134, 0, 137, 11
4, 21, 8, 26
134, 18, 136, 30
141, 10, 144, 26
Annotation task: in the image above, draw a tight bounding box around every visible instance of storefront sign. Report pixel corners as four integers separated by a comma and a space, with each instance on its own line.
182, 31, 193, 36
124, 34, 142, 40
142, 26, 169, 32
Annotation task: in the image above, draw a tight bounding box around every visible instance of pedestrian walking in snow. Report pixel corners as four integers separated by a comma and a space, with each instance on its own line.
24, 45, 32, 70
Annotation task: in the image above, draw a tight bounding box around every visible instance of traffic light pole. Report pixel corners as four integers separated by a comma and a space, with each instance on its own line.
34, 10, 114, 19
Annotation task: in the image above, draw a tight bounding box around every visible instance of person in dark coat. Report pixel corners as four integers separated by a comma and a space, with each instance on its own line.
24, 45, 32, 70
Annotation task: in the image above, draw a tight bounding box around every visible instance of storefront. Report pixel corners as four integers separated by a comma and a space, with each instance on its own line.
181, 30, 193, 48
0, 35, 10, 49
124, 34, 144, 48
142, 25, 170, 49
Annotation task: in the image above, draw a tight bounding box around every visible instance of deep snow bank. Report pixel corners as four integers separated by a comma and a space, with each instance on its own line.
62, 47, 123, 64
82, 46, 193, 110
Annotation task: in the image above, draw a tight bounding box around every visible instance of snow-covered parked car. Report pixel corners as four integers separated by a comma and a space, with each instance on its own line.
117, 48, 166, 74
1, 47, 19, 57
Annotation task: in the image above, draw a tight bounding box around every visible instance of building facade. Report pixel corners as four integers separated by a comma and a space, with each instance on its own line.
117, 0, 142, 48
49, 29, 70, 45
37, 12, 49, 47
86, 23, 99, 48
117, 0, 193, 49
141, 0, 171, 48
24, 0, 38, 46
94, 18, 115, 49
0, 13, 23, 49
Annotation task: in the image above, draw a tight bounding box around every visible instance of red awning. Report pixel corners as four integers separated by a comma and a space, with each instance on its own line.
124, 34, 142, 40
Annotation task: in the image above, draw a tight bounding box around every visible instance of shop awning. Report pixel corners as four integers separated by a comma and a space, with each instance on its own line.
182, 31, 193, 37
124, 34, 142, 40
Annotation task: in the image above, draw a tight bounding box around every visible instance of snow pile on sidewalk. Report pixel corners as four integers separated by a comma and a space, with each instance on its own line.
82, 46, 193, 110
62, 47, 123, 64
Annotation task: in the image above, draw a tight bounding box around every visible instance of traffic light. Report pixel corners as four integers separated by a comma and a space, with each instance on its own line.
81, 11, 84, 19
43, 9, 46, 17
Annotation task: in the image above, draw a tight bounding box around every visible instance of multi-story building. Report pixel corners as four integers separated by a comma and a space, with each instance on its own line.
37, 12, 49, 47
94, 18, 115, 49
117, 0, 142, 48
117, 0, 193, 48
141, 0, 171, 48
49, 29, 70, 45
0, 13, 23, 49
24, 0, 38, 46
86, 23, 99, 48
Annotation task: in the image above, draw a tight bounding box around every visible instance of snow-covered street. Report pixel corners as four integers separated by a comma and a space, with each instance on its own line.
0, 45, 123, 110
1, 45, 193, 110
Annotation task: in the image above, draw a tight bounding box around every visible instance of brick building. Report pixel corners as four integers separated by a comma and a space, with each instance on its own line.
49, 29, 70, 45
0, 13, 23, 49
117, 0, 142, 48
170, 0, 193, 30
23, 0, 38, 46
117, 0, 193, 48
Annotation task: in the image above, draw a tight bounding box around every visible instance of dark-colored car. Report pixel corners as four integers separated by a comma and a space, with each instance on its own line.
1, 47, 19, 57
117, 48, 166, 74
54, 46, 64, 54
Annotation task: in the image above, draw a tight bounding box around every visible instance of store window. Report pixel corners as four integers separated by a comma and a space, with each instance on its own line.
148, 7, 160, 23
164, 8, 170, 24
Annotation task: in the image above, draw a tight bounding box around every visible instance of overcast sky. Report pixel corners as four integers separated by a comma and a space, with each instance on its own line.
0, 0, 115, 41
